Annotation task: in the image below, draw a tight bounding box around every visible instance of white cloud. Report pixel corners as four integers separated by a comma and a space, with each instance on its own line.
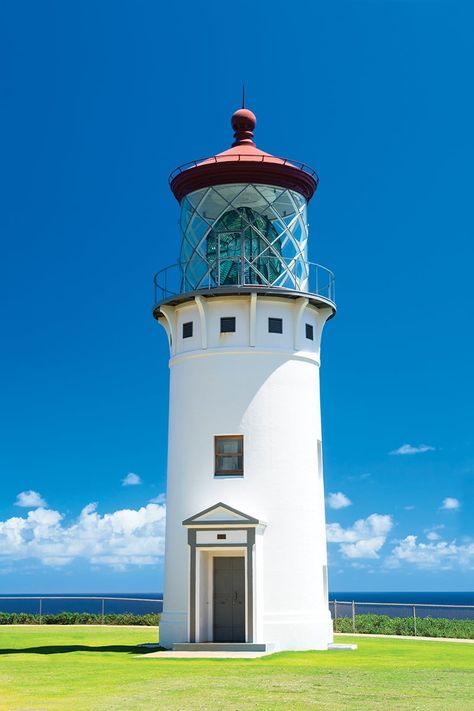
0, 500, 166, 569
327, 514, 393, 559
441, 497, 460, 510
389, 444, 435, 455
384, 557, 401, 570
14, 490, 47, 508
346, 472, 371, 482
424, 525, 445, 542
404, 505, 416, 511
149, 493, 166, 504
326, 492, 352, 510
121, 472, 142, 486
390, 535, 474, 569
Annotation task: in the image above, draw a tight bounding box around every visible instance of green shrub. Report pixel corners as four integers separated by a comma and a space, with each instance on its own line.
0, 611, 160, 626
333, 613, 474, 639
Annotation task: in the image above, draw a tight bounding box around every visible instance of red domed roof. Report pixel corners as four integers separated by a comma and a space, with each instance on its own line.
170, 108, 318, 203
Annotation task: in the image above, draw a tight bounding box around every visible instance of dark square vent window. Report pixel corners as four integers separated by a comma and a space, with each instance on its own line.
220, 317, 236, 333
268, 317, 283, 334
183, 321, 193, 339
215, 435, 243, 476
305, 323, 314, 340
217, 534, 227, 540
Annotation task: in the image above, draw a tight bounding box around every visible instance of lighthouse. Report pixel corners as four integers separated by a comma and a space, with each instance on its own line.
153, 106, 336, 651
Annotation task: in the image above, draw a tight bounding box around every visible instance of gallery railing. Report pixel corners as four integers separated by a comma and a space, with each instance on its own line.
153, 256, 335, 306
169, 154, 319, 185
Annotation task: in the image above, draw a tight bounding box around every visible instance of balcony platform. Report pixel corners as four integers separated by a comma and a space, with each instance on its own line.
152, 284, 336, 321
152, 258, 336, 320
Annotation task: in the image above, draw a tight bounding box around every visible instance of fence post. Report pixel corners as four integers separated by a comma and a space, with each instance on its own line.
352, 600, 356, 633
39, 598, 42, 625
413, 606, 417, 636
101, 598, 105, 625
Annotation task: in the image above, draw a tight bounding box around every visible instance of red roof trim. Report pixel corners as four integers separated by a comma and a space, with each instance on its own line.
170, 160, 318, 203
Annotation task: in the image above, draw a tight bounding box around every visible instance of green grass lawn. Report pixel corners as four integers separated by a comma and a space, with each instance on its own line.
0, 626, 473, 711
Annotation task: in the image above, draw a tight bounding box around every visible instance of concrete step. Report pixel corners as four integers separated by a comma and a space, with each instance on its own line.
173, 642, 268, 652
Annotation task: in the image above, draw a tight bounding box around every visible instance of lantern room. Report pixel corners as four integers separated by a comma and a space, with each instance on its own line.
153, 108, 335, 311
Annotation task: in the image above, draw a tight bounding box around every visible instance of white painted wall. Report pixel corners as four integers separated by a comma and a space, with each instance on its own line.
158, 294, 333, 651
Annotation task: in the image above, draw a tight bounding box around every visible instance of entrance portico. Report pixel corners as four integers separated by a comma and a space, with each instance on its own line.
182, 503, 265, 644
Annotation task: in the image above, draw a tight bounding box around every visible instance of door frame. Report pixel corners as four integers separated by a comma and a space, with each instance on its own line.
186, 528, 256, 643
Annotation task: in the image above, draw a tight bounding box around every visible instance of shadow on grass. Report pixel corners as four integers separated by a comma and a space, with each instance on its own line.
0, 645, 164, 655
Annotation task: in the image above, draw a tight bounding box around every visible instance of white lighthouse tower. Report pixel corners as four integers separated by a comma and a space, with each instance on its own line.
153, 106, 336, 651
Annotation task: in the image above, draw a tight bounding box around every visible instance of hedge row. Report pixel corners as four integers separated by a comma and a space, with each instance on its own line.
0, 612, 160, 626
334, 613, 474, 639
3, 610, 472, 638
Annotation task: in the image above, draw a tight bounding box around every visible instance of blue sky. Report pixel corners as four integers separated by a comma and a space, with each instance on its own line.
1, 0, 473, 593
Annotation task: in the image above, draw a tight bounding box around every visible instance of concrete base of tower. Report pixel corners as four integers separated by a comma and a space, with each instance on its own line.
159, 610, 333, 652
262, 611, 334, 651
158, 610, 188, 650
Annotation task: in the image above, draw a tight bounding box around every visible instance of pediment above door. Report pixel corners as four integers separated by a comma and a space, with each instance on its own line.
182, 502, 263, 528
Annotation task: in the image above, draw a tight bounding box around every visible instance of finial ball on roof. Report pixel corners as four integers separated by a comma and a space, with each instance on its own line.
231, 108, 257, 147
231, 108, 257, 133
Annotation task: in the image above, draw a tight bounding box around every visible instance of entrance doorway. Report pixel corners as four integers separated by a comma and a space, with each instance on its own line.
213, 556, 245, 642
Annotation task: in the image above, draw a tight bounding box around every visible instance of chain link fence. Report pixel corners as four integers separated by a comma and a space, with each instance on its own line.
1, 596, 473, 634
0, 596, 163, 623
329, 600, 474, 636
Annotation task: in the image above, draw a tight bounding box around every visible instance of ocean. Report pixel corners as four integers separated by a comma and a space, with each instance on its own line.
0, 592, 473, 618
0, 593, 163, 616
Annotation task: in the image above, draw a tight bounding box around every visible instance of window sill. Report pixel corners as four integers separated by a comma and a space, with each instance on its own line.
214, 473, 244, 478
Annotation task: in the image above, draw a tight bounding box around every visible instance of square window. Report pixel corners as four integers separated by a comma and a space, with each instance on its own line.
305, 323, 314, 340
217, 534, 227, 540
183, 321, 193, 338
268, 317, 283, 334
220, 317, 236, 333
215, 435, 243, 476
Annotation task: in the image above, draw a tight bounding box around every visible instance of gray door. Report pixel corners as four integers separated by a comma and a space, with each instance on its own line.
213, 556, 245, 642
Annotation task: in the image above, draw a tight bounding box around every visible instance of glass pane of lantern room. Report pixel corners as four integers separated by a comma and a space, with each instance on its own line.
179, 184, 309, 293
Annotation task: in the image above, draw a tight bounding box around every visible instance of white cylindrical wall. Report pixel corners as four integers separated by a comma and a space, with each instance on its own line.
158, 294, 333, 650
